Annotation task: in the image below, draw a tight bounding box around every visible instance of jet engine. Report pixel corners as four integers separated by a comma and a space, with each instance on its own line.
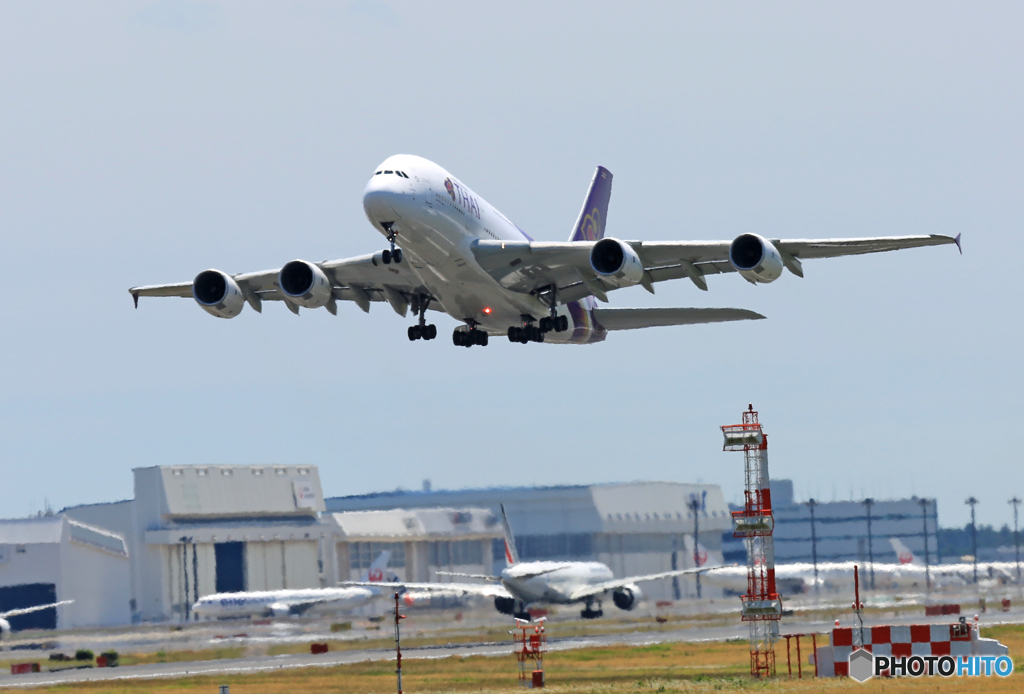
265, 602, 292, 619
193, 269, 245, 318
612, 584, 642, 611
494, 596, 516, 615
590, 238, 644, 288
279, 260, 333, 309
728, 233, 784, 284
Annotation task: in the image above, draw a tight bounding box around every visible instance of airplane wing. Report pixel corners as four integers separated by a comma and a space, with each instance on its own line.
592, 307, 764, 330
130, 252, 430, 317
0, 600, 74, 619
435, 571, 502, 581
342, 581, 513, 599
470, 234, 960, 302
567, 567, 713, 602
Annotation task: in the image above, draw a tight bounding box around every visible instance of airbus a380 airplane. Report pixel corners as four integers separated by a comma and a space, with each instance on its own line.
191, 551, 392, 621
129, 155, 961, 346
346, 506, 710, 620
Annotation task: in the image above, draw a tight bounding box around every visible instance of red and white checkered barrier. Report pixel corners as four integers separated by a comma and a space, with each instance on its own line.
816, 622, 1006, 677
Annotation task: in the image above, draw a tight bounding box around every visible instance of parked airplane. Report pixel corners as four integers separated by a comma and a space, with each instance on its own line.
888, 538, 1023, 587
0, 600, 74, 640
703, 539, 975, 595
191, 551, 392, 621
345, 505, 711, 619
129, 155, 961, 347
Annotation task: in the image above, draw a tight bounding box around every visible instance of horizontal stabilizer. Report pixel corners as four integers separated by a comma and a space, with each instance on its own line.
593, 307, 765, 331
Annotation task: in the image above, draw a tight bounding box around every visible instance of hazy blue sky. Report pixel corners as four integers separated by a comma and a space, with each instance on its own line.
1, 2, 1020, 528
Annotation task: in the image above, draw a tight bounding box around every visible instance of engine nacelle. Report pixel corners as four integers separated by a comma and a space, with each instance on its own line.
729, 233, 784, 284
266, 602, 292, 619
494, 596, 516, 615
612, 584, 642, 611
279, 260, 332, 309
193, 269, 245, 319
590, 238, 644, 288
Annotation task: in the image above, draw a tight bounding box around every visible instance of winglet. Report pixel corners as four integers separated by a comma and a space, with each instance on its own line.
954, 233, 962, 255
132, 292, 139, 309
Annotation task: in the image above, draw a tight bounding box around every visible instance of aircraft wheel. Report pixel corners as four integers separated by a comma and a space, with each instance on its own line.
426, 324, 437, 340
408, 326, 419, 341
508, 327, 519, 342
540, 317, 552, 332
453, 330, 463, 346
382, 249, 392, 264
558, 315, 569, 332
477, 331, 488, 346
393, 248, 403, 263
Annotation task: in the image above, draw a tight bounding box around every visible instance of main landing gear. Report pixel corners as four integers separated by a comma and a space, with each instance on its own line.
580, 598, 603, 620
453, 326, 488, 347
380, 222, 403, 264
507, 314, 570, 344
407, 294, 437, 341
495, 596, 530, 619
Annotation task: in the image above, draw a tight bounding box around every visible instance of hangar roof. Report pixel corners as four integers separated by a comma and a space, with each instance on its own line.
0, 517, 64, 544
0, 516, 128, 557
326, 481, 731, 535
330, 507, 502, 541
136, 465, 325, 519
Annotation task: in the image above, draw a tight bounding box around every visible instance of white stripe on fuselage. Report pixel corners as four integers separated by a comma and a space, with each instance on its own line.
362, 155, 600, 343
500, 561, 614, 604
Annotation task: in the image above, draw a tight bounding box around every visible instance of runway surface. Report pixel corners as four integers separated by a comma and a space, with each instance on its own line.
3, 609, 1022, 689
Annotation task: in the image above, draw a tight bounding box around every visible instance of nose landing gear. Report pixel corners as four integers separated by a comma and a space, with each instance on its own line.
380, 222, 403, 264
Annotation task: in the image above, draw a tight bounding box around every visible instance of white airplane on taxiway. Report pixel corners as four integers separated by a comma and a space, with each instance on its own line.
191, 551, 392, 621
129, 155, 960, 346
345, 505, 710, 620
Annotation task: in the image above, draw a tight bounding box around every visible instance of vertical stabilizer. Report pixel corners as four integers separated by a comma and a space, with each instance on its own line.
889, 538, 919, 565
499, 504, 519, 566
568, 166, 613, 242
361, 550, 392, 583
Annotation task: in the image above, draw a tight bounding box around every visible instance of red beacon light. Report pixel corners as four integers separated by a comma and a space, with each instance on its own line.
483, 307, 492, 314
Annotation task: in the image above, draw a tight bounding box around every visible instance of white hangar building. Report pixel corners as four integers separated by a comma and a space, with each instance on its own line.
0, 516, 130, 629
328, 507, 503, 585
326, 481, 732, 601
66, 465, 327, 623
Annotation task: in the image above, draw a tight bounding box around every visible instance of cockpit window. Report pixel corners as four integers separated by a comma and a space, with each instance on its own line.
398, 171, 409, 178
384, 170, 393, 174
374, 171, 381, 175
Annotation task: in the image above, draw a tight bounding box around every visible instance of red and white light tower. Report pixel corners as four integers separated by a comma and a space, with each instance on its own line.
722, 405, 783, 678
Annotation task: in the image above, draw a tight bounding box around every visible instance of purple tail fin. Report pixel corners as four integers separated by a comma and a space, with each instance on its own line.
568, 166, 613, 242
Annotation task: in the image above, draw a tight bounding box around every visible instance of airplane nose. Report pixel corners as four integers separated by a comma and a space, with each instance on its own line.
363, 173, 410, 225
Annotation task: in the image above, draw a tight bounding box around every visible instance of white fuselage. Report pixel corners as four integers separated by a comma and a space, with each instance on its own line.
499, 561, 615, 605
362, 155, 605, 344
191, 586, 377, 620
